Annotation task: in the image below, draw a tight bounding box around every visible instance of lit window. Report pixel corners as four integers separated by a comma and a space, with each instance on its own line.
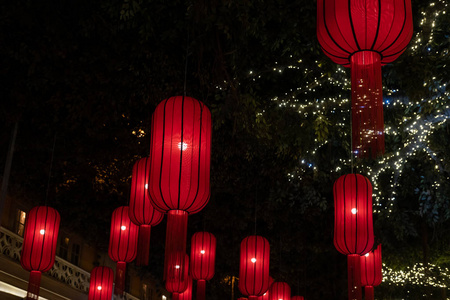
15, 209, 26, 237
59, 237, 69, 260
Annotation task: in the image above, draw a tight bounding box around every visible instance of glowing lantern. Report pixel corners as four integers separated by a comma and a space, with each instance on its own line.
239, 236, 270, 299
190, 232, 216, 300
148, 96, 211, 275
257, 276, 274, 300
179, 276, 193, 300
360, 245, 382, 300
166, 252, 190, 300
291, 296, 305, 300
129, 157, 164, 265
108, 206, 139, 295
20, 206, 60, 300
88, 266, 114, 300
334, 174, 374, 300
268, 282, 290, 300
317, 0, 413, 158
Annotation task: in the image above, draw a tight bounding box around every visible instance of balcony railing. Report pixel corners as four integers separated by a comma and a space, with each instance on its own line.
0, 226, 139, 300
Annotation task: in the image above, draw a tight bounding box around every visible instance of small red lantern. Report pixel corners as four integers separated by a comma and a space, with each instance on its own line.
334, 174, 374, 300
190, 232, 216, 300
129, 157, 164, 265
269, 282, 291, 300
166, 252, 190, 300
179, 276, 193, 300
239, 236, 270, 300
108, 206, 139, 295
360, 244, 382, 300
88, 266, 114, 300
20, 206, 60, 300
291, 296, 304, 300
148, 96, 211, 274
317, 0, 413, 158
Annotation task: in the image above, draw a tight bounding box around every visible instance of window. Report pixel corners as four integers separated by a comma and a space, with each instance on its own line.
15, 209, 26, 237
70, 243, 80, 265
141, 283, 150, 300
59, 237, 69, 260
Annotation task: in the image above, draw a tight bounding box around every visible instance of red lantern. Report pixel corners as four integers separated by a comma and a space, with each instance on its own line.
148, 96, 211, 274
20, 206, 60, 300
257, 276, 274, 300
291, 296, 305, 300
239, 236, 270, 300
269, 282, 291, 300
129, 157, 164, 266
108, 206, 139, 295
166, 252, 190, 300
317, 0, 413, 158
360, 244, 382, 300
334, 174, 374, 300
179, 276, 193, 300
190, 232, 216, 300
88, 266, 114, 300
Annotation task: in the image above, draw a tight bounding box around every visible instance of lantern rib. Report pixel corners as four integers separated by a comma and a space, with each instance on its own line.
177, 95, 185, 209
342, 175, 351, 254
45, 209, 59, 271
362, 176, 371, 254
322, 0, 352, 56
333, 180, 346, 254
370, 0, 382, 50
354, 173, 358, 254
38, 206, 50, 271
332, 0, 355, 53
379, 0, 408, 54
348, 0, 362, 51
158, 98, 170, 211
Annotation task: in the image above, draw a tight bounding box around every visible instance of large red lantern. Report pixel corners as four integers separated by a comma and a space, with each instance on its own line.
239, 236, 270, 300
268, 282, 291, 300
360, 244, 382, 300
334, 174, 374, 300
20, 206, 60, 300
317, 0, 413, 158
166, 252, 190, 300
108, 206, 139, 295
129, 157, 164, 266
190, 232, 216, 300
148, 96, 211, 274
88, 266, 114, 300
291, 296, 305, 300
178, 276, 193, 300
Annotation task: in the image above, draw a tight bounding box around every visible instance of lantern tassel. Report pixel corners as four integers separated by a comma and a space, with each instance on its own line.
172, 293, 180, 300
364, 286, 374, 300
197, 279, 206, 300
114, 261, 127, 295
136, 225, 151, 266
164, 210, 188, 279
26, 271, 42, 300
351, 51, 384, 159
347, 254, 362, 300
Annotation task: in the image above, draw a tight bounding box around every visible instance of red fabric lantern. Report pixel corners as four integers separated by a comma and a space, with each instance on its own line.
166, 252, 190, 300
178, 276, 193, 300
360, 244, 382, 300
190, 232, 216, 300
291, 296, 305, 300
148, 96, 211, 274
334, 174, 374, 300
129, 157, 164, 266
20, 206, 60, 300
317, 0, 413, 158
239, 236, 270, 300
108, 206, 139, 295
269, 282, 291, 300
88, 266, 114, 300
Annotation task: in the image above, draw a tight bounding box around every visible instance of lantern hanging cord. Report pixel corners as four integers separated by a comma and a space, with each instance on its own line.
350, 110, 354, 174
254, 188, 257, 236
183, 31, 190, 98
45, 133, 57, 206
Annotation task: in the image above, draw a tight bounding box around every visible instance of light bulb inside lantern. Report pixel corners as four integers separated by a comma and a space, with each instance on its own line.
177, 142, 188, 151
351, 208, 357, 214
145, 183, 148, 189
365, 253, 370, 257
39, 229, 45, 235
121, 225, 126, 231
200, 250, 206, 255
251, 257, 257, 263
97, 286, 102, 291
175, 265, 180, 269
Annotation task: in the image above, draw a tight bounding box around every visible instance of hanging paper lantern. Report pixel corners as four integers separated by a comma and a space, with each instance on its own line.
317, 0, 413, 158
129, 157, 164, 266
291, 296, 305, 300
268, 282, 291, 300
190, 232, 216, 300
166, 252, 190, 300
239, 236, 270, 300
334, 174, 374, 300
148, 95, 211, 274
88, 266, 114, 300
360, 244, 382, 300
178, 276, 193, 300
20, 206, 60, 300
108, 206, 139, 295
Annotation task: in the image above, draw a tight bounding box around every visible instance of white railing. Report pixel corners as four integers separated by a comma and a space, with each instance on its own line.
0, 226, 139, 300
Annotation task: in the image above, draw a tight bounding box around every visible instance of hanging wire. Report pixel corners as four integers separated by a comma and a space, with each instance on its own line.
45, 133, 57, 206
183, 31, 190, 98
254, 189, 258, 236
